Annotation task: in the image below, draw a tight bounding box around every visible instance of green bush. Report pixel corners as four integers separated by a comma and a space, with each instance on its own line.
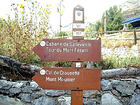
91, 55, 140, 69
55, 31, 68, 38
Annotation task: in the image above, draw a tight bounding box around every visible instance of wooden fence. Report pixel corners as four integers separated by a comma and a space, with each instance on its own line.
85, 29, 140, 44
103, 29, 140, 44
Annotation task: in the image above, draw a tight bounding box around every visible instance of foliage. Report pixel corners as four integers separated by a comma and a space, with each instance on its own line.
102, 32, 134, 49
84, 23, 97, 38
55, 31, 68, 37
91, 56, 140, 69
105, 5, 124, 31
93, 5, 124, 33
0, 0, 51, 63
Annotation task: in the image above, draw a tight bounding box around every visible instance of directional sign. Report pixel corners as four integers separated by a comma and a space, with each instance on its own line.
32, 67, 101, 90
33, 39, 101, 61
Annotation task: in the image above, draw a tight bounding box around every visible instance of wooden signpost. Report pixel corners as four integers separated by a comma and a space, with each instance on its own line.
33, 39, 101, 62
32, 5, 101, 105
32, 67, 101, 90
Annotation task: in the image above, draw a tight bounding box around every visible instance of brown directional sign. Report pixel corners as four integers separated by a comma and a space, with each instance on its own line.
32, 67, 101, 90
33, 39, 101, 61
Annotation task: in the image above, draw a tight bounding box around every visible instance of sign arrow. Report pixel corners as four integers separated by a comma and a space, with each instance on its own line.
33, 39, 101, 62
32, 67, 101, 90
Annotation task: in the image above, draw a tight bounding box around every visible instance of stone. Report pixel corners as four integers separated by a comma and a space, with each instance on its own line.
30, 81, 41, 91
22, 86, 32, 93
113, 81, 136, 96
0, 80, 12, 89
65, 90, 71, 95
0, 94, 23, 105
31, 91, 45, 99
21, 81, 30, 87
83, 90, 100, 98
0, 89, 10, 94
135, 89, 140, 93
101, 93, 123, 105
112, 80, 120, 88
111, 90, 121, 97
83, 99, 96, 105
101, 80, 112, 91
121, 97, 130, 105
20, 93, 32, 103
128, 93, 140, 105
13, 82, 24, 88
45, 90, 66, 97
9, 87, 21, 95
58, 96, 71, 105
136, 80, 140, 88
32, 97, 56, 105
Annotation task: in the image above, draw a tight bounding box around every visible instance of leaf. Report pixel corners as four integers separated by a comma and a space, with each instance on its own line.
20, 3, 24, 9
57, 8, 60, 13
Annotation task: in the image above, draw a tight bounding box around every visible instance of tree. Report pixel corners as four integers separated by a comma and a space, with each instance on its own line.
93, 5, 124, 33
105, 5, 124, 31
0, 0, 51, 63
84, 23, 96, 38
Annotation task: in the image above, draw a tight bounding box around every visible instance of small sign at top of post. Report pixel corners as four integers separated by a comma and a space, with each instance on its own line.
73, 5, 84, 38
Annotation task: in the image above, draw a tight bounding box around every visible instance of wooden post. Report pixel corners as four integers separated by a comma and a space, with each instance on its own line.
134, 29, 137, 45
71, 5, 84, 105
71, 90, 83, 105
71, 61, 83, 105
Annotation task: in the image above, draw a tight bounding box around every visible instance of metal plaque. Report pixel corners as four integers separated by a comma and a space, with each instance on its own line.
33, 39, 101, 61
73, 31, 84, 36
32, 67, 101, 90
73, 23, 85, 29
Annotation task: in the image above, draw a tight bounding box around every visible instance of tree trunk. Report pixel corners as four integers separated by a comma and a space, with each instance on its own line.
101, 68, 140, 79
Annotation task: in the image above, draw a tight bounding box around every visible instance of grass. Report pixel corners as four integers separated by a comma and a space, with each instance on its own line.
91, 55, 140, 70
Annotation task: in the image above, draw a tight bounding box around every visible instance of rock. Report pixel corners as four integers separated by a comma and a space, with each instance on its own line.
83, 99, 96, 105
121, 97, 130, 105
65, 90, 71, 95
32, 97, 56, 105
45, 90, 66, 97
19, 81, 29, 87
136, 80, 140, 88
111, 80, 120, 87
9, 87, 21, 95
101, 80, 112, 91
101, 93, 122, 105
0, 80, 12, 89
58, 96, 71, 105
0, 94, 23, 105
22, 86, 32, 93
31, 91, 45, 99
0, 89, 10, 94
135, 89, 140, 93
30, 81, 41, 91
111, 90, 121, 97
83, 90, 100, 98
128, 93, 140, 105
13, 82, 24, 88
114, 81, 136, 96
20, 93, 32, 103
